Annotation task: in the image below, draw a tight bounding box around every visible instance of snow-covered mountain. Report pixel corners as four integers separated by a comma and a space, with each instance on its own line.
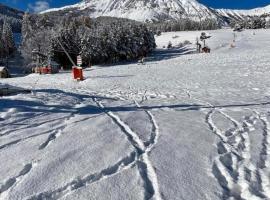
217, 5, 270, 19
42, 0, 270, 23
214, 5, 270, 23
42, 0, 218, 22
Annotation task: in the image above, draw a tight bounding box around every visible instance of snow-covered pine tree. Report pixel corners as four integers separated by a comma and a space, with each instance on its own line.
21, 14, 156, 67
2, 19, 15, 56
0, 25, 4, 60
266, 17, 270, 29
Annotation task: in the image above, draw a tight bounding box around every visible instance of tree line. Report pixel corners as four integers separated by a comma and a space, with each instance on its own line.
148, 18, 220, 33
21, 13, 156, 68
230, 14, 270, 30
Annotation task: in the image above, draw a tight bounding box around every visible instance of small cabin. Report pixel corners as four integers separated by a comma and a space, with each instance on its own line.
0, 66, 10, 78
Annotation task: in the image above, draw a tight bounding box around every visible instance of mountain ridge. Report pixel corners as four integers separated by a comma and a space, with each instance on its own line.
42, 0, 270, 23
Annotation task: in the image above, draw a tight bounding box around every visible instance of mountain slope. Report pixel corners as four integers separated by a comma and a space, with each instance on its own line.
213, 5, 270, 25
42, 0, 270, 24
42, 0, 218, 22
217, 5, 270, 19
0, 3, 24, 33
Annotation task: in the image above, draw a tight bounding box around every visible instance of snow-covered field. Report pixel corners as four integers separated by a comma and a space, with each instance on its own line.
1, 29, 270, 200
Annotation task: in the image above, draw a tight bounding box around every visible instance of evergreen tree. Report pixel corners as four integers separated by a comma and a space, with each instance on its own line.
266, 18, 270, 29
2, 20, 15, 56
21, 14, 156, 68
0, 25, 4, 60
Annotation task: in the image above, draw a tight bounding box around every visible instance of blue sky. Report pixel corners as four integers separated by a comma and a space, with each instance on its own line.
1, 0, 79, 12
1, 0, 270, 12
198, 0, 270, 9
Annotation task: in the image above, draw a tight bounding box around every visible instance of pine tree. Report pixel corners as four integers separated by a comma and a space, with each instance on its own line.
2, 20, 16, 56
266, 18, 270, 29
0, 25, 4, 60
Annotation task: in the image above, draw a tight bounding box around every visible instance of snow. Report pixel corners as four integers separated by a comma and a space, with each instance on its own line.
41, 0, 270, 23
1, 29, 270, 199
217, 5, 270, 17
41, 0, 217, 22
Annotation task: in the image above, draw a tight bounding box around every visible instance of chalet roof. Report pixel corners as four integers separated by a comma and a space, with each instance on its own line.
0, 66, 7, 71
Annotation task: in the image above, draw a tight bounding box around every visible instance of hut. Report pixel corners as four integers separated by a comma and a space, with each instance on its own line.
0, 66, 10, 78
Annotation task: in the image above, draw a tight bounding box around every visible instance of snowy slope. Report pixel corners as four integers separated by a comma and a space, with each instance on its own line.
42, 0, 218, 22
1, 29, 270, 199
217, 5, 270, 19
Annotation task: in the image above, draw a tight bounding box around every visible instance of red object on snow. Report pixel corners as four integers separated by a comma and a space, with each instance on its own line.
72, 66, 84, 81
37, 65, 59, 74
42, 67, 49, 74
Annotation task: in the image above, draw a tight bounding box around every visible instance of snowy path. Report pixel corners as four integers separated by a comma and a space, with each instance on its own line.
1, 29, 270, 199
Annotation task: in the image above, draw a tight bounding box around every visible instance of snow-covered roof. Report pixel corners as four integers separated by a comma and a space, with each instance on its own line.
0, 66, 7, 71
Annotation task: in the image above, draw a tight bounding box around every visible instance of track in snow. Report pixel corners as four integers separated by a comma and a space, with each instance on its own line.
24, 93, 161, 200
26, 152, 138, 200
0, 162, 36, 199
206, 108, 270, 200
184, 89, 270, 199
38, 113, 75, 150
93, 97, 162, 200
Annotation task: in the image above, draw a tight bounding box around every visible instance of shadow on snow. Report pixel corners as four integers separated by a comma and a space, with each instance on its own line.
1, 89, 270, 117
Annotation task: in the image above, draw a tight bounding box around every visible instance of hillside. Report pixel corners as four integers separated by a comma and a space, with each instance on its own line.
42, 0, 219, 22
42, 0, 270, 24
217, 5, 270, 19
0, 3, 24, 33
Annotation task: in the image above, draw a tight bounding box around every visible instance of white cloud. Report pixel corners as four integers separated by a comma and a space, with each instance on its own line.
28, 1, 50, 13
